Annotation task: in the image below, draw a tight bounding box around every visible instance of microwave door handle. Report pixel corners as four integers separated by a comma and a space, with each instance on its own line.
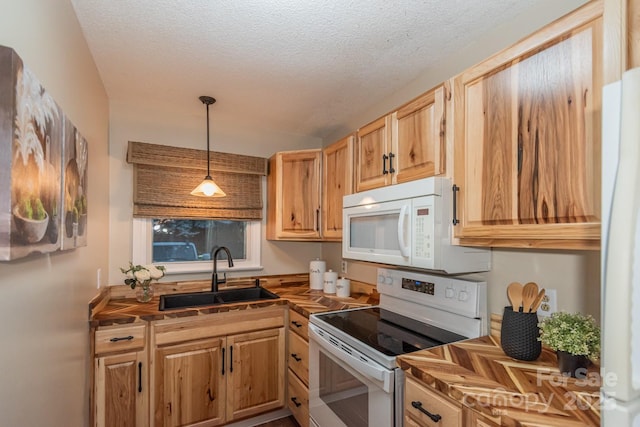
397, 205, 410, 258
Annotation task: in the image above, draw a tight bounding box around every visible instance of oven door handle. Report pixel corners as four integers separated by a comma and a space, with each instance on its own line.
309, 324, 394, 393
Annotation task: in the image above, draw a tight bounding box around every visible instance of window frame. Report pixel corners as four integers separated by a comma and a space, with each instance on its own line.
132, 218, 263, 275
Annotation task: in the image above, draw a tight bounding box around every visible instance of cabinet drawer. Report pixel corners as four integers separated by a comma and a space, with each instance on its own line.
95, 324, 146, 355
288, 369, 309, 427
288, 330, 309, 385
289, 309, 309, 341
404, 375, 461, 427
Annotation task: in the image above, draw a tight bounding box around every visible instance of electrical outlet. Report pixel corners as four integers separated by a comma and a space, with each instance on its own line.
537, 288, 557, 317
96, 268, 102, 289
341, 260, 348, 274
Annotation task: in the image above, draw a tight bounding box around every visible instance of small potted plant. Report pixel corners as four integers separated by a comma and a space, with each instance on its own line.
538, 311, 600, 378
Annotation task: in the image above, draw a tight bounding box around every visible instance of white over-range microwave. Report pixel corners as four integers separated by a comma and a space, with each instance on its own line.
342, 177, 491, 274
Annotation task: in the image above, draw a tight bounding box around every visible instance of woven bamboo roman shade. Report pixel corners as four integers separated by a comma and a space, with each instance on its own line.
127, 141, 267, 220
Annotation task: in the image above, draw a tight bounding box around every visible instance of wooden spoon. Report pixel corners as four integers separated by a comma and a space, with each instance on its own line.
522, 282, 539, 313
507, 282, 523, 312
530, 288, 546, 312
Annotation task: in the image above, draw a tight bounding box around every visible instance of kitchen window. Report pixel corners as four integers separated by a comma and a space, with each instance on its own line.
132, 218, 262, 274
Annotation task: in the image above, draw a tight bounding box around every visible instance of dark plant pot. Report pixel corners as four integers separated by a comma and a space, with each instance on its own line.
500, 306, 542, 361
557, 350, 591, 378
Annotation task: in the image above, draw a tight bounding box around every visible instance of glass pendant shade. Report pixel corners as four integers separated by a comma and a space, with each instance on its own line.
191, 176, 226, 197
191, 95, 225, 197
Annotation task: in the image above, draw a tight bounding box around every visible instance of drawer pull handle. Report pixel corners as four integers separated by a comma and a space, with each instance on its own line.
291, 353, 302, 362
291, 397, 302, 407
411, 401, 442, 423
109, 335, 134, 342
291, 321, 303, 328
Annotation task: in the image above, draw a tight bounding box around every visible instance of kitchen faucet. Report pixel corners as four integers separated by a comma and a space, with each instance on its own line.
211, 246, 234, 292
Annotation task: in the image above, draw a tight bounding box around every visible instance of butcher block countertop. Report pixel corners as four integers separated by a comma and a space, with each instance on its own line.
397, 335, 601, 426
89, 274, 378, 327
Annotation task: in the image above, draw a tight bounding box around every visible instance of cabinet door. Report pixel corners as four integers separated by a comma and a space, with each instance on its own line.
267, 150, 322, 240
355, 115, 392, 191
322, 135, 354, 240
154, 338, 226, 427
226, 328, 285, 421
393, 85, 446, 183
94, 351, 146, 427
453, 1, 602, 249
463, 407, 501, 427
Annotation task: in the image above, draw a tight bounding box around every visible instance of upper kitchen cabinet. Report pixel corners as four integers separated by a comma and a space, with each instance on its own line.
355, 85, 446, 192
321, 135, 354, 240
267, 149, 322, 240
452, 1, 603, 250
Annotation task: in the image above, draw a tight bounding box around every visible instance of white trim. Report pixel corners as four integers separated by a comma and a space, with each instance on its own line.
132, 218, 263, 275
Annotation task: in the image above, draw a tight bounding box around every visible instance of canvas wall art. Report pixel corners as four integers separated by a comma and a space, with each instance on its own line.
0, 45, 88, 261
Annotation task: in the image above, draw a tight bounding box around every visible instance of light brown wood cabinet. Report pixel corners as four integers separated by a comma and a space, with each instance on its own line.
151, 306, 286, 426
286, 309, 310, 427
267, 149, 322, 240
355, 85, 446, 192
93, 323, 148, 427
404, 373, 502, 427
268, 138, 353, 241
321, 135, 354, 240
452, 1, 603, 250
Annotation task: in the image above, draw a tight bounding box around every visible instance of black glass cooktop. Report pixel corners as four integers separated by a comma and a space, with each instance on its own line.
314, 307, 468, 357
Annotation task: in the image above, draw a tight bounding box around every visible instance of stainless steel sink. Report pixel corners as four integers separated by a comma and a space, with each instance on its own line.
159, 287, 279, 311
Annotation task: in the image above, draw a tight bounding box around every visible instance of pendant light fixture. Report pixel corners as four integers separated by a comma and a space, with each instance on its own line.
191, 95, 226, 197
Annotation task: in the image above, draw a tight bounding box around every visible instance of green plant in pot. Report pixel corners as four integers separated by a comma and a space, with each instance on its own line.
538, 312, 600, 378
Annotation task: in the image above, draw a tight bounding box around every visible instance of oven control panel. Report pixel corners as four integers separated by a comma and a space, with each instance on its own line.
377, 268, 486, 319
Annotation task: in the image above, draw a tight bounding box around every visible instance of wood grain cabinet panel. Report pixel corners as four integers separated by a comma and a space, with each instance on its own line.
287, 370, 309, 427
453, 1, 603, 249
322, 135, 354, 240
404, 375, 462, 427
267, 149, 322, 240
355, 85, 446, 192
93, 323, 148, 427
288, 330, 309, 386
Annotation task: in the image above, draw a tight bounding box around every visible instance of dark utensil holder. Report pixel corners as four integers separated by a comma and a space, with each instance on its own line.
500, 306, 542, 361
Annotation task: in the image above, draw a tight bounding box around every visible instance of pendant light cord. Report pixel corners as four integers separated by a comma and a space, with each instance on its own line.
199, 95, 216, 179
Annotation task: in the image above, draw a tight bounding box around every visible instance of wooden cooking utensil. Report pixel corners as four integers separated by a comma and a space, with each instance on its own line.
530, 288, 546, 312
521, 282, 539, 313
507, 282, 523, 312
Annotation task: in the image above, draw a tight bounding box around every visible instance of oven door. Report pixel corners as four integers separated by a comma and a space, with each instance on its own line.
308, 324, 396, 427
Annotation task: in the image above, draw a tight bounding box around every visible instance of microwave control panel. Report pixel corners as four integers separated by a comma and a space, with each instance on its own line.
412, 198, 436, 269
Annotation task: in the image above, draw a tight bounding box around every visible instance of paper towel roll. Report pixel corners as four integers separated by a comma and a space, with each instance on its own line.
323, 269, 338, 294
309, 259, 326, 290
336, 277, 351, 298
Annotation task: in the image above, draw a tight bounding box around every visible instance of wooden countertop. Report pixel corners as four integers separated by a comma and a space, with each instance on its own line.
397, 335, 601, 426
89, 274, 378, 327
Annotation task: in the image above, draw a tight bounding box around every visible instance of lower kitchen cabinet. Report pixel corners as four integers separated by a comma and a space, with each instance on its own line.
287, 309, 310, 427
93, 323, 148, 427
151, 306, 286, 427
404, 373, 503, 427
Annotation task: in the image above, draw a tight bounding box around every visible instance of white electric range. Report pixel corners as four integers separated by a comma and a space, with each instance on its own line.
308, 268, 487, 427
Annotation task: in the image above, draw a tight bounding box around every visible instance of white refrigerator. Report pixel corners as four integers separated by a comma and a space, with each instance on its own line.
601, 66, 640, 426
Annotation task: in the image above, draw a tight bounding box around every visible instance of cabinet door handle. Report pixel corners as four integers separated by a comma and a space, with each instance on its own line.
411, 401, 442, 423
388, 152, 395, 174
291, 353, 302, 362
291, 397, 302, 407
291, 321, 302, 328
138, 362, 142, 393
316, 208, 320, 232
452, 184, 460, 225
109, 335, 134, 342
222, 347, 225, 375
382, 154, 389, 174
229, 345, 233, 373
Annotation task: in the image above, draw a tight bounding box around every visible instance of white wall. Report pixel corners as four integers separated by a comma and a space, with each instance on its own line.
108, 101, 323, 283
322, 0, 602, 320
0, 1, 109, 426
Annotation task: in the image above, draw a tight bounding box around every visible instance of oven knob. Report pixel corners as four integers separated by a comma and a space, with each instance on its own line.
378, 274, 385, 284
385, 276, 393, 285
445, 287, 455, 298
458, 290, 469, 302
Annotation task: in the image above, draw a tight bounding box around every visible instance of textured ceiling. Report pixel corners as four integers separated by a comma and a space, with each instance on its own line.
71, 0, 543, 139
